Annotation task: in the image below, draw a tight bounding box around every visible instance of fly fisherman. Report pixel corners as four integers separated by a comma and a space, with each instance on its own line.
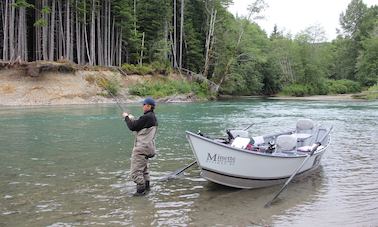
122, 97, 158, 196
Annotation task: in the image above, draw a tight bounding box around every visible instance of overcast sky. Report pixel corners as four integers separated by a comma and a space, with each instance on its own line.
228, 0, 377, 40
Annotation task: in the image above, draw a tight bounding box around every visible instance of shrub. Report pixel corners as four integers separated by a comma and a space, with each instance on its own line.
281, 84, 310, 97
121, 63, 171, 76
151, 61, 171, 75
327, 79, 361, 94
96, 77, 120, 96
129, 79, 210, 98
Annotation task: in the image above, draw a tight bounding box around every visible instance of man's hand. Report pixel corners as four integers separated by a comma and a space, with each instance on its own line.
122, 112, 135, 119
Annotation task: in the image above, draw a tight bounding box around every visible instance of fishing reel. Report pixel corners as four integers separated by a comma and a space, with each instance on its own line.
267, 141, 276, 152
226, 129, 235, 142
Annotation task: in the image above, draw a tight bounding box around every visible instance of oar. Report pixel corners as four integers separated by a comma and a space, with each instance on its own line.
160, 161, 197, 181
264, 126, 333, 208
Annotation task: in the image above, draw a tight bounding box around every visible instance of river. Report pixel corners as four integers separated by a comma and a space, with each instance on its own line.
0, 99, 377, 226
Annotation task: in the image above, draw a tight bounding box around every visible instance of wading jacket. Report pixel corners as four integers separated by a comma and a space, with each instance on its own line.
125, 110, 158, 158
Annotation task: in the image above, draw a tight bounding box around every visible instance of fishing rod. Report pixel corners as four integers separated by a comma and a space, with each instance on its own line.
95, 76, 127, 113
105, 87, 126, 113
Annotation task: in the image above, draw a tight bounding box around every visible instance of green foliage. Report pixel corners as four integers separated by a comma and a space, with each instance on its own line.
3, 0, 378, 99
353, 84, 378, 100
339, 0, 368, 38
97, 77, 121, 96
41, 6, 51, 14
121, 64, 153, 75
13, 0, 34, 8
281, 84, 311, 97
129, 79, 210, 99
151, 61, 172, 75
34, 19, 48, 27
281, 79, 361, 96
327, 79, 361, 94
357, 37, 378, 86
365, 84, 378, 99
121, 63, 171, 76
135, 0, 170, 64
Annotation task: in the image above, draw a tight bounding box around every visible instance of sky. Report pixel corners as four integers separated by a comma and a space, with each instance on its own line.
228, 0, 377, 41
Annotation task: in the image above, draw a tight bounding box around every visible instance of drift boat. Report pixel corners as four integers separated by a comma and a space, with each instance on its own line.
186, 119, 332, 189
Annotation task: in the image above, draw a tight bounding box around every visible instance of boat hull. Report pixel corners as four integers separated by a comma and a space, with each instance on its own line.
186, 131, 330, 189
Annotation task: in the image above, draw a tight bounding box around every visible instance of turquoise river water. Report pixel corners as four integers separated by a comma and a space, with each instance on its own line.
0, 99, 377, 226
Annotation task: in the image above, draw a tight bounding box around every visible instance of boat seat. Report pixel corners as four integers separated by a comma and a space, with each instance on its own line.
275, 135, 297, 152
293, 118, 315, 146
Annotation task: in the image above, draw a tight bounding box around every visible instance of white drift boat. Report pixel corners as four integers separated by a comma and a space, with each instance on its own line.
186, 119, 332, 189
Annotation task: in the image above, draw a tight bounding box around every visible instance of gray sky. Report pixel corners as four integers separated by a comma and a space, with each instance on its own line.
228, 0, 377, 40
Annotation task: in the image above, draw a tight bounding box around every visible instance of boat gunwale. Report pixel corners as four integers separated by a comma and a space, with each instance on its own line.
185, 130, 329, 159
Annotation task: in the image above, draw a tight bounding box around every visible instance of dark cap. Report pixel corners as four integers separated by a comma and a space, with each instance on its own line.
143, 97, 156, 106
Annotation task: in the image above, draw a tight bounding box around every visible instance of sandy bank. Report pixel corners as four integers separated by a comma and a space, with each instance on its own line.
0, 68, 137, 106
0, 66, 200, 106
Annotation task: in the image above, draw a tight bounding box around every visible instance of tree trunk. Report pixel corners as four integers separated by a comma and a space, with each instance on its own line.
139, 32, 144, 65
110, 17, 115, 65
41, 0, 48, 60
75, 0, 80, 64
66, 0, 70, 60
204, 8, 216, 78
2, 0, 9, 60
173, 0, 177, 68
107, 1, 111, 66
58, 0, 64, 59
179, 0, 184, 68
9, 0, 15, 61
16, 6, 27, 61
90, 0, 95, 65
118, 29, 122, 66
70, 6, 73, 61
83, 0, 91, 65
133, 0, 136, 36
17, 6, 24, 59
164, 20, 169, 61
35, 0, 41, 60
22, 7, 27, 61
96, 2, 102, 65
49, 0, 56, 61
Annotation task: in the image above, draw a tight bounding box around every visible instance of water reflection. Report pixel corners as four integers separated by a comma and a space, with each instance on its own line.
188, 167, 326, 226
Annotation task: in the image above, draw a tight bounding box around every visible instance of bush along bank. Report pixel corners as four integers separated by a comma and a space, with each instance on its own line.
353, 84, 378, 100
128, 77, 214, 101
280, 79, 362, 97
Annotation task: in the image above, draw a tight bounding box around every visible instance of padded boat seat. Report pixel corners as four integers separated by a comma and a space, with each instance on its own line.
296, 119, 315, 133
294, 119, 315, 146
276, 135, 297, 152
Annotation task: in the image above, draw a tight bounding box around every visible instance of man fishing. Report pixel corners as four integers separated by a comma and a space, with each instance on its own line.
122, 97, 158, 196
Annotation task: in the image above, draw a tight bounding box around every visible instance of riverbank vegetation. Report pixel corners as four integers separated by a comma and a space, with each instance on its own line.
129, 78, 211, 99
1, 0, 377, 100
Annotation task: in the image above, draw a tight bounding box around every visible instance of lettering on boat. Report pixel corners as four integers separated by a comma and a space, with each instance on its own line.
206, 153, 236, 166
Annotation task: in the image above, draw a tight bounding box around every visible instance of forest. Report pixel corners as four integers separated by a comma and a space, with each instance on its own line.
1, 0, 377, 97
